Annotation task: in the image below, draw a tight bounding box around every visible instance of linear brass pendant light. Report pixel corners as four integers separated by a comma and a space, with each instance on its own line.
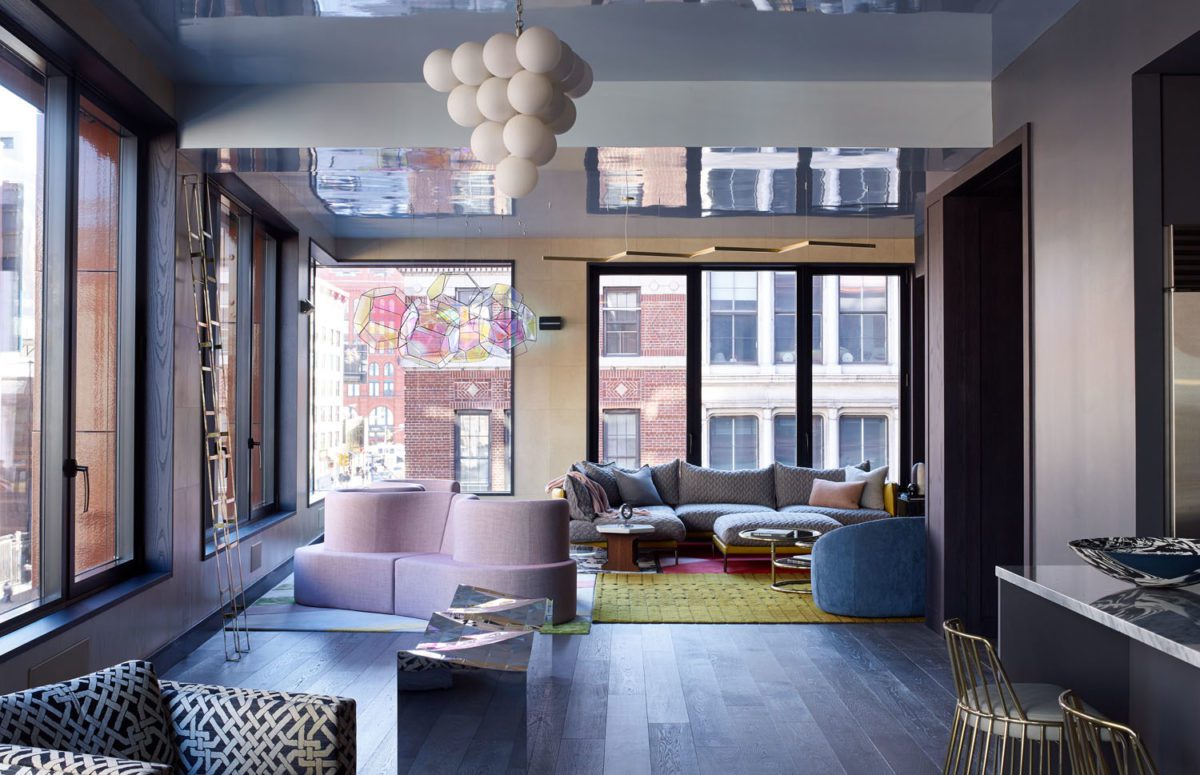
543, 240, 876, 262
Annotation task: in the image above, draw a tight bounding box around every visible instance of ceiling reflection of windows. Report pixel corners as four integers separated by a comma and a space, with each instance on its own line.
311, 147, 512, 218
588, 146, 905, 217
810, 147, 900, 212
596, 147, 688, 210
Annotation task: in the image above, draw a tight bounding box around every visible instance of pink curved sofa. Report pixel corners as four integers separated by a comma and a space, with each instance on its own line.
294, 490, 577, 624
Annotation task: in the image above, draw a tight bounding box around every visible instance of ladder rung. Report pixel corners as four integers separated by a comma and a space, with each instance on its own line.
207, 431, 229, 439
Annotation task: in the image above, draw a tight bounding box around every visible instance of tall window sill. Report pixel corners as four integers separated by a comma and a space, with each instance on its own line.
202, 508, 297, 560
0, 571, 171, 662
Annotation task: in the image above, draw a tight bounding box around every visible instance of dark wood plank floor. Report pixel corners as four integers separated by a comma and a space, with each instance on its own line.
163, 623, 956, 775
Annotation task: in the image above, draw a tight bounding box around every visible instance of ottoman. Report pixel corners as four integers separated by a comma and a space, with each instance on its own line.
711, 511, 843, 571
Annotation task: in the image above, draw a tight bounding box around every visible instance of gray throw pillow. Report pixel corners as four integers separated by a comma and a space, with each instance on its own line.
613, 466, 664, 507
846, 465, 889, 510
576, 461, 622, 506
679, 461, 775, 507
774, 463, 847, 508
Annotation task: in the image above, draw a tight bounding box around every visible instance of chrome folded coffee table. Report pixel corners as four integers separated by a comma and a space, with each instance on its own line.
737, 528, 822, 593
396, 585, 547, 773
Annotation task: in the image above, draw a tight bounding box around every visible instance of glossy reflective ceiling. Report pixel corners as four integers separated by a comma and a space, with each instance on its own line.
96, 0, 1081, 83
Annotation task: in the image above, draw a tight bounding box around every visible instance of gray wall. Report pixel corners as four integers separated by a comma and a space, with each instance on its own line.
991, 0, 1200, 563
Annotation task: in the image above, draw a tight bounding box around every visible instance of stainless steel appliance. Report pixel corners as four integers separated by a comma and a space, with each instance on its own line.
1167, 225, 1200, 538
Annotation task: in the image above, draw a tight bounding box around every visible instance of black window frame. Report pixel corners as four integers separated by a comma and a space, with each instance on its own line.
585, 263, 910, 476
0, 9, 176, 637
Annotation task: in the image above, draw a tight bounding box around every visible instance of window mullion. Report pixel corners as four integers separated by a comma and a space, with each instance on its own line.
234, 212, 252, 521
38, 72, 73, 604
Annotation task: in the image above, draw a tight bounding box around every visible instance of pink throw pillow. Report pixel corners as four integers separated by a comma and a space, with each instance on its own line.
809, 479, 865, 510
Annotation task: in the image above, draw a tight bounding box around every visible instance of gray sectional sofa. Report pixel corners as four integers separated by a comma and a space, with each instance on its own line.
562, 458, 895, 565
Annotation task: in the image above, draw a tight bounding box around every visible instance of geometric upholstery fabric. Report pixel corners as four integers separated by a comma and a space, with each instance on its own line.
0, 744, 171, 774
563, 474, 598, 522
0, 661, 175, 770
646, 460, 681, 507
568, 506, 686, 543
779, 504, 891, 526
679, 462, 775, 507
574, 461, 621, 507
773, 464, 847, 508
161, 681, 356, 775
673, 503, 773, 533
711, 511, 844, 546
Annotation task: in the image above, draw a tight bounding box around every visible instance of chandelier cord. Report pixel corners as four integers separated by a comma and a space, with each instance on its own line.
514, 0, 524, 36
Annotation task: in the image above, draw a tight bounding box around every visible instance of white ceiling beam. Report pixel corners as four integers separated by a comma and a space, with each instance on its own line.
179, 79, 991, 150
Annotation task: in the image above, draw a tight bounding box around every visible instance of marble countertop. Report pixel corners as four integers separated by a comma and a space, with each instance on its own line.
997, 564, 1200, 669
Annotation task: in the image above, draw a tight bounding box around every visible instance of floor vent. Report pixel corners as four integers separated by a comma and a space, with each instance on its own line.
1171, 225, 1200, 291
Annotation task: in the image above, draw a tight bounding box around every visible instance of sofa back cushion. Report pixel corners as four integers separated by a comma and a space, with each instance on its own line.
679, 462, 775, 507
448, 498, 570, 565
646, 460, 681, 506
0, 661, 176, 770
774, 464, 847, 508
324, 490, 457, 553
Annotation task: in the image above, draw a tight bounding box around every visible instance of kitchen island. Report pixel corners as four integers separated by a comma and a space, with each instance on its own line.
998, 564, 1200, 771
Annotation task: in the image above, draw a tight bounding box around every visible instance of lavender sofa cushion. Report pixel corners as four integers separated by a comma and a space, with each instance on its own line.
323, 490, 456, 553
294, 545, 429, 614
449, 498, 569, 566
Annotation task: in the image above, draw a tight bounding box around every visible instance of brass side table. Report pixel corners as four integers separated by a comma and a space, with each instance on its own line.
737, 529, 822, 593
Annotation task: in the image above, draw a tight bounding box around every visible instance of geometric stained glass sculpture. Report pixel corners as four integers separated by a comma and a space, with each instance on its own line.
354, 273, 537, 367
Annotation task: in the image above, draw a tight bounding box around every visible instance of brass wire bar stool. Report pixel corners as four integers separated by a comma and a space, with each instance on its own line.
1059, 691, 1159, 775
942, 619, 1066, 774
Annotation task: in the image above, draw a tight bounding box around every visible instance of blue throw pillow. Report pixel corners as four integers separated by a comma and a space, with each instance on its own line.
612, 466, 664, 507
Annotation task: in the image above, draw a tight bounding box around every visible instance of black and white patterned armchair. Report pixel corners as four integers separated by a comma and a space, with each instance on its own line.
0, 661, 355, 774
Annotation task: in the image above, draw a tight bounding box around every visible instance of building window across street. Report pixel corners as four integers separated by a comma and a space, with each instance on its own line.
602, 410, 640, 469
710, 415, 759, 471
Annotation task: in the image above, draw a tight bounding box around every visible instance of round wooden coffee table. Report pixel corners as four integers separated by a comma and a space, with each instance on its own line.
737, 529, 822, 593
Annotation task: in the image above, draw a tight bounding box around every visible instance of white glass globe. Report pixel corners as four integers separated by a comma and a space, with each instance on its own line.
507, 70, 554, 115
566, 61, 593, 99
502, 114, 551, 159
423, 49, 459, 93
495, 155, 539, 198
536, 89, 566, 123
559, 57, 586, 93
514, 27, 562, 74
547, 96, 576, 135
476, 77, 516, 123
470, 121, 508, 164
549, 44, 577, 84
482, 32, 521, 78
530, 130, 557, 166
451, 41, 490, 86
447, 84, 484, 128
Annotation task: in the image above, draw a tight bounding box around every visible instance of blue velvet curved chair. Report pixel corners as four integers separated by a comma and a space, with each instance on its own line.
811, 516, 926, 617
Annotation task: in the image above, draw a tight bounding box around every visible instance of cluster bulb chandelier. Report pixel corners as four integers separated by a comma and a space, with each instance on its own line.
422, 0, 593, 199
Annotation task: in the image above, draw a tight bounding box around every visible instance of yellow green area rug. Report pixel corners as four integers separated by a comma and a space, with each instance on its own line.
592, 573, 922, 624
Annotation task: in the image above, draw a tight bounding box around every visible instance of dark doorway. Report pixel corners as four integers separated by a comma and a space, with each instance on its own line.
924, 127, 1031, 637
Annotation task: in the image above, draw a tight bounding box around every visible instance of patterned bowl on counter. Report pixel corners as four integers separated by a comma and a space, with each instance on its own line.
1069, 537, 1200, 588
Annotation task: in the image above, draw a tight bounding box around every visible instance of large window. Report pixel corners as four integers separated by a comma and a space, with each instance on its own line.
0, 33, 144, 628
602, 411, 640, 469
596, 274, 686, 467
838, 275, 887, 363
205, 195, 279, 540
455, 411, 490, 492
309, 263, 514, 498
773, 273, 795, 364
591, 266, 903, 476
602, 288, 640, 356
840, 415, 888, 468
709, 271, 757, 364
710, 415, 758, 471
